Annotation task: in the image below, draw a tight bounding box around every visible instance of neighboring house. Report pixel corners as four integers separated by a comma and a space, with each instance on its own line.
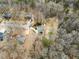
2, 12, 12, 20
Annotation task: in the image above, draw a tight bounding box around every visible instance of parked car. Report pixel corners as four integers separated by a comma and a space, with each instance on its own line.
0, 28, 5, 41
0, 32, 3, 41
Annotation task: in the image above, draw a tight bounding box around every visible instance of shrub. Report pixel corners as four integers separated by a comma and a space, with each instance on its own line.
41, 37, 54, 47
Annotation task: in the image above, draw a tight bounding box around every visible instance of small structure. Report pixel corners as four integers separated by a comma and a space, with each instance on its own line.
33, 22, 44, 34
